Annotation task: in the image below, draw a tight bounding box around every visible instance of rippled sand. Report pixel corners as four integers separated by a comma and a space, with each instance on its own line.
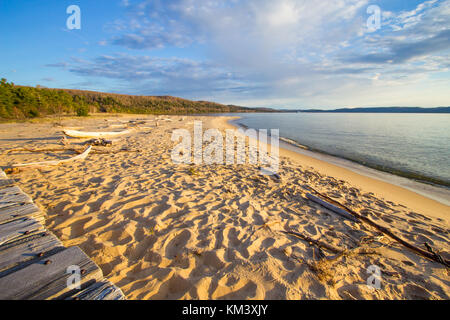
0, 115, 448, 300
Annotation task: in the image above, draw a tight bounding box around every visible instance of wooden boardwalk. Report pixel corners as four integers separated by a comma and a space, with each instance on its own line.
0, 169, 125, 300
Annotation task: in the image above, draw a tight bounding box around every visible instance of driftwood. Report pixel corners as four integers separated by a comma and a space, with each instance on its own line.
283, 231, 376, 285
63, 129, 132, 139
306, 186, 450, 268
4, 147, 69, 155
9, 146, 92, 169
281, 230, 343, 254
306, 193, 359, 222
258, 167, 281, 180
4, 146, 139, 156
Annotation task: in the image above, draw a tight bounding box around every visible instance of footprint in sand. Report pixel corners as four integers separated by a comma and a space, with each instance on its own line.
202, 251, 225, 270
304, 223, 318, 236
226, 227, 242, 247
226, 282, 259, 299
165, 230, 191, 258
402, 284, 434, 299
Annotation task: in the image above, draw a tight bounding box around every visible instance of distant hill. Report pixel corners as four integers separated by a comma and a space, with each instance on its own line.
0, 78, 263, 120
299, 107, 450, 113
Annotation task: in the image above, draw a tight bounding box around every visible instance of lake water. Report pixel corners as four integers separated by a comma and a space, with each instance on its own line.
230, 113, 450, 188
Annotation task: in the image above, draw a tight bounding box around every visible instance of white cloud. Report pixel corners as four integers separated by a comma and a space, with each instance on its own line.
121, 0, 131, 7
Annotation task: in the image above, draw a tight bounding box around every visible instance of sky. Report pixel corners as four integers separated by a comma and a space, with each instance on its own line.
0, 0, 449, 109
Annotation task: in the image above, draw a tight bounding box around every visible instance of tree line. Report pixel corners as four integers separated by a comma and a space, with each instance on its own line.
0, 78, 258, 120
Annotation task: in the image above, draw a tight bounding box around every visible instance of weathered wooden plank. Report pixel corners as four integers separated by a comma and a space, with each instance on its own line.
0, 233, 64, 277
0, 230, 54, 251
0, 203, 43, 224
0, 246, 104, 300
0, 179, 15, 188
0, 218, 44, 246
0, 186, 22, 195
0, 192, 33, 204
0, 170, 125, 300
0, 193, 33, 209
67, 280, 125, 300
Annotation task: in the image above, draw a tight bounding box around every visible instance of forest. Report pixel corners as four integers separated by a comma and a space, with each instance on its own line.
0, 78, 260, 120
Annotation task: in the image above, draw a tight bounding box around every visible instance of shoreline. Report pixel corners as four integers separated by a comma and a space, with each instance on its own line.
220, 116, 450, 223
230, 117, 450, 193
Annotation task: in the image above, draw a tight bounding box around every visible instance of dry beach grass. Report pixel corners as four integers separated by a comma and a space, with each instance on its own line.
0, 115, 448, 300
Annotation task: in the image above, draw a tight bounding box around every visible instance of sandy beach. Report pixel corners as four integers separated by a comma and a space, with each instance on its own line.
0, 115, 448, 300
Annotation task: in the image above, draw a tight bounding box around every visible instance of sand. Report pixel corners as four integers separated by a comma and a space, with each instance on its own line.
0, 115, 448, 300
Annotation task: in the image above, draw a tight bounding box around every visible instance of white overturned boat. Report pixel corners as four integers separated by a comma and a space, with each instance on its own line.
12, 146, 92, 168
63, 128, 132, 138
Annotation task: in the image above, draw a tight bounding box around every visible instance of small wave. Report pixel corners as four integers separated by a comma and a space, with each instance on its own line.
279, 137, 309, 150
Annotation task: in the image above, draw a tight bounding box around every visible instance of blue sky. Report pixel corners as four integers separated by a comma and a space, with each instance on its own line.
0, 0, 449, 109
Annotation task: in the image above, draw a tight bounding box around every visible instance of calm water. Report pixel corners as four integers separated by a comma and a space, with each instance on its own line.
232, 113, 450, 187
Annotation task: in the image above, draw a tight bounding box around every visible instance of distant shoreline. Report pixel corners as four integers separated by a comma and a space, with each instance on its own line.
296, 106, 450, 113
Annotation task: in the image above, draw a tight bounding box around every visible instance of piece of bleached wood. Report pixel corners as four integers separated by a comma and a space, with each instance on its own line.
67, 280, 125, 300
0, 232, 64, 276
0, 218, 45, 246
63, 129, 132, 139
306, 193, 359, 222
0, 203, 43, 224
0, 246, 103, 300
10, 146, 92, 169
